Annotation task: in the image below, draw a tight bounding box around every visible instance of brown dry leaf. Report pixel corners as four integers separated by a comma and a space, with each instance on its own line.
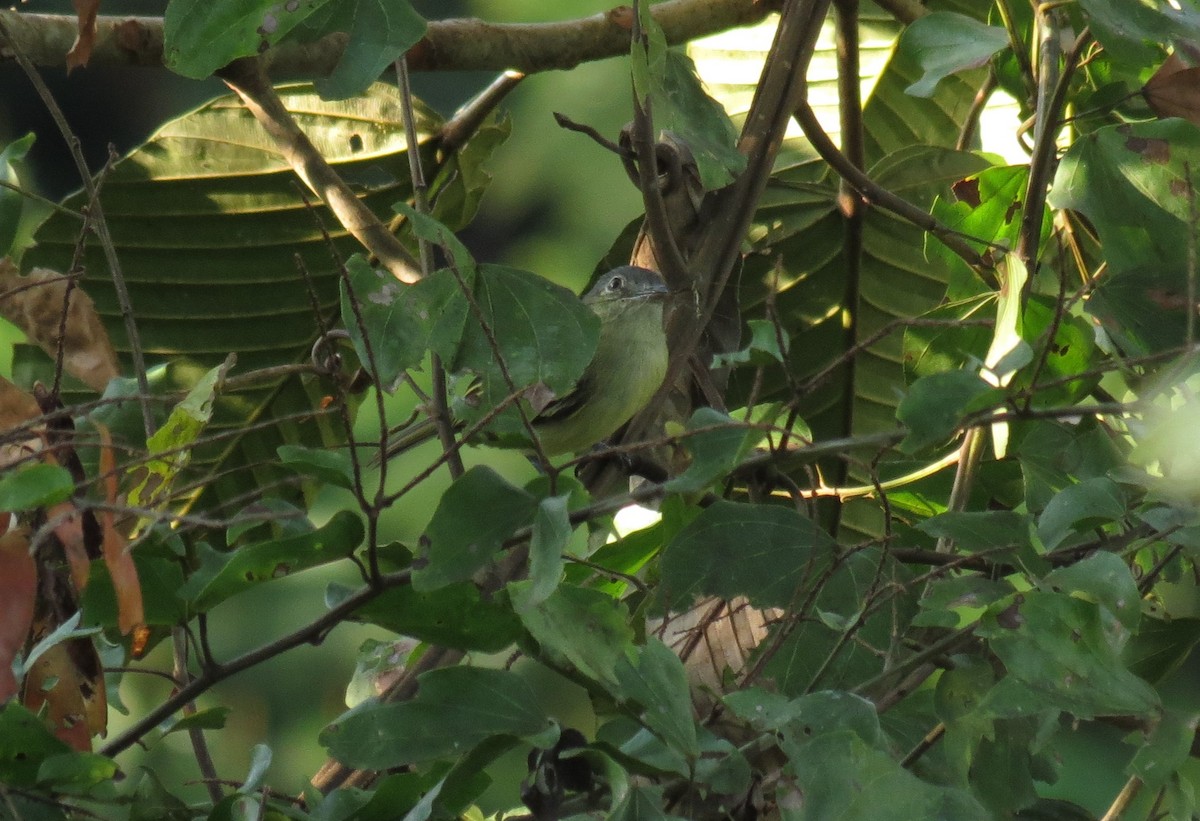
46, 501, 93, 591
0, 261, 120, 391
22, 626, 108, 749
1144, 53, 1200, 126
97, 425, 145, 640
0, 374, 44, 471
0, 527, 37, 703
65, 0, 101, 70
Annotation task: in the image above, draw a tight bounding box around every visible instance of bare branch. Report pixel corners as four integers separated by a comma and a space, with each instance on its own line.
0, 1, 771, 76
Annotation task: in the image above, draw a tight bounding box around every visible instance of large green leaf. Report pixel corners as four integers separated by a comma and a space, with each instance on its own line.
19, 83, 442, 516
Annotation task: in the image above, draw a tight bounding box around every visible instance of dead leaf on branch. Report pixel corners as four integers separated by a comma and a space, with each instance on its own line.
0, 374, 44, 471
1144, 53, 1200, 126
0, 260, 120, 392
0, 526, 37, 704
65, 0, 101, 70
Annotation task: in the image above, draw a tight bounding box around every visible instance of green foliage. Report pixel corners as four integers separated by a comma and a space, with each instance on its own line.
10, 0, 1200, 818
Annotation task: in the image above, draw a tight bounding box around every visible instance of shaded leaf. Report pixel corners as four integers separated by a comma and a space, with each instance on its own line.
512, 494, 571, 612
896, 370, 996, 453
1036, 477, 1125, 550
665, 408, 762, 494
659, 500, 836, 610
516, 584, 634, 691
319, 666, 552, 769
979, 591, 1160, 719
615, 639, 698, 759
180, 510, 364, 612
277, 444, 354, 490
348, 581, 522, 652
413, 466, 537, 591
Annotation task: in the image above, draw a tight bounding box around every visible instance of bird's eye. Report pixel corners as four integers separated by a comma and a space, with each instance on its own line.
607, 275, 624, 291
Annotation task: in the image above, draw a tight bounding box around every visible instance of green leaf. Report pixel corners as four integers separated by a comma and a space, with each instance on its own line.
1129, 710, 1197, 790
413, 466, 537, 591
775, 691, 882, 749
161, 707, 232, 737
429, 113, 511, 232
515, 584, 634, 691
277, 444, 354, 490
665, 408, 762, 493
0, 133, 39, 258
314, 0, 427, 101
449, 264, 601, 437
660, 500, 835, 610
512, 494, 572, 612
128, 359, 230, 512
782, 732, 989, 821
1124, 616, 1200, 683
652, 51, 747, 191
615, 639, 698, 759
711, 319, 789, 368
914, 576, 1015, 628
81, 553, 187, 634
1050, 120, 1200, 352
609, 784, 669, 821
180, 510, 364, 612
164, 0, 334, 79
340, 253, 436, 391
723, 687, 807, 732
896, 370, 996, 453
0, 463, 74, 511
348, 582, 522, 652
916, 510, 1033, 552
319, 667, 552, 769
35, 751, 118, 791
0, 703, 71, 786
899, 12, 1009, 97
1078, 0, 1200, 64
978, 591, 1160, 719
1043, 552, 1140, 630
1036, 477, 1125, 549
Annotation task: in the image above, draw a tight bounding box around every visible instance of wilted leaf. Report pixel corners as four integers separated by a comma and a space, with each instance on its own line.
0, 374, 41, 472
0, 527, 36, 703
65, 0, 101, 70
96, 427, 144, 641
22, 619, 107, 750
0, 263, 119, 392
1144, 54, 1200, 126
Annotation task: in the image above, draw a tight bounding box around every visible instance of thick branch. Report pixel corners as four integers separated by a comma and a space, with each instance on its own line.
0, 1, 771, 76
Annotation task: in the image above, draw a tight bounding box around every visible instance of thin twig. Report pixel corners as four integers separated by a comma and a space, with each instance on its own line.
99, 570, 414, 758
396, 55, 464, 479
